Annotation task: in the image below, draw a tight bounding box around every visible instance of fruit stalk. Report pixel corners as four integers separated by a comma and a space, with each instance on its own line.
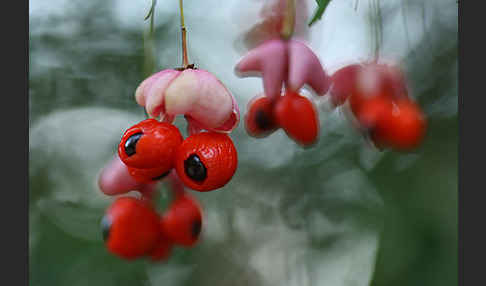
281, 0, 295, 40
179, 0, 190, 68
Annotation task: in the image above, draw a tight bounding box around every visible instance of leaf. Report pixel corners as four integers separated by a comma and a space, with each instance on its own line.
144, 0, 157, 21
308, 0, 331, 26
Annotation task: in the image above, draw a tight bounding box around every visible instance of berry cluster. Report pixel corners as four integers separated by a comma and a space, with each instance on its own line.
245, 91, 319, 146
236, 38, 329, 147
236, 1, 427, 150
100, 116, 237, 261
102, 177, 203, 261
329, 62, 427, 151
98, 67, 240, 261
97, 0, 244, 261
96, 0, 429, 263
118, 118, 237, 191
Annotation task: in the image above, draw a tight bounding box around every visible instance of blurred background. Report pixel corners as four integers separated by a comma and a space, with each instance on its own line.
29, 0, 457, 285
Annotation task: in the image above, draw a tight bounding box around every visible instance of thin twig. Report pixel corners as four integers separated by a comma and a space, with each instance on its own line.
281, 0, 295, 40
371, 0, 382, 61
179, 0, 189, 68
143, 0, 157, 76
401, 0, 411, 50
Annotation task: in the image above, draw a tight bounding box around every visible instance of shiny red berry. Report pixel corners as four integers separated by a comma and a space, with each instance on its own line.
127, 165, 172, 184
101, 197, 161, 260
174, 132, 238, 192
244, 96, 279, 138
118, 119, 183, 169
274, 91, 320, 146
160, 194, 203, 247
370, 99, 427, 150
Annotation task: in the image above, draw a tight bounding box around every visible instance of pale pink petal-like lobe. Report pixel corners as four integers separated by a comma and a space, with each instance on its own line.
208, 88, 240, 133
98, 156, 157, 196
287, 40, 330, 96
136, 69, 239, 133
185, 115, 205, 136
164, 69, 235, 131
144, 70, 181, 118
135, 70, 180, 107
235, 39, 288, 101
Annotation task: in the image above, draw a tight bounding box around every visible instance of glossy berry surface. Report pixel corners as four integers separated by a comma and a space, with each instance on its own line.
101, 197, 161, 260
245, 96, 279, 138
174, 132, 238, 192
127, 165, 172, 184
370, 99, 427, 151
118, 119, 183, 169
161, 194, 203, 247
274, 91, 319, 146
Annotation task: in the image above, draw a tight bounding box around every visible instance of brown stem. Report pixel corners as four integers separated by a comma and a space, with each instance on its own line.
281, 0, 295, 40
179, 0, 189, 68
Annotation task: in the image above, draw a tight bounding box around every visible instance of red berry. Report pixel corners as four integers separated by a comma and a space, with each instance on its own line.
329, 64, 363, 107
244, 96, 279, 138
274, 91, 319, 146
174, 132, 238, 192
356, 96, 394, 129
118, 119, 183, 169
349, 63, 408, 115
149, 235, 173, 261
101, 197, 160, 260
127, 165, 171, 184
370, 99, 427, 150
161, 194, 203, 247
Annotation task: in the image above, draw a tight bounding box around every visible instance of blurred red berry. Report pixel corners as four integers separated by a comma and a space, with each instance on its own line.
356, 96, 394, 129
370, 99, 427, 150
349, 63, 409, 115
148, 234, 173, 261
174, 132, 238, 192
118, 119, 183, 169
101, 197, 161, 260
245, 96, 279, 138
274, 91, 320, 146
161, 194, 203, 247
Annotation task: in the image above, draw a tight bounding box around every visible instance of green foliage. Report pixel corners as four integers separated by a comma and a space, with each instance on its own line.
308, 0, 331, 26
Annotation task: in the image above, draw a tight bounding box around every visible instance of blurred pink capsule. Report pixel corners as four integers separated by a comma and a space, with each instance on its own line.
235, 39, 288, 101
240, 0, 309, 50
98, 156, 157, 196
287, 40, 330, 96
135, 69, 240, 133
235, 38, 330, 101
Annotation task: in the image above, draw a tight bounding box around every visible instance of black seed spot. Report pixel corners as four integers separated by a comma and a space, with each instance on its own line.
101, 216, 112, 242
191, 219, 202, 238
124, 132, 143, 156
152, 170, 171, 181
255, 109, 273, 130
184, 154, 207, 182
